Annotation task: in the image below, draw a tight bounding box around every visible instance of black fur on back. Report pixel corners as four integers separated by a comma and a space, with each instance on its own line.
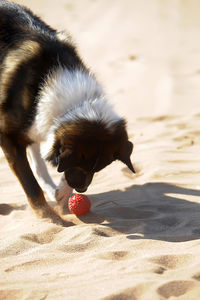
0, 0, 85, 144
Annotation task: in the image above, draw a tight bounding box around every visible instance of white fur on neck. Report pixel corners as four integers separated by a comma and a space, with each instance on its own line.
28, 67, 121, 156
57, 96, 121, 128
29, 67, 102, 140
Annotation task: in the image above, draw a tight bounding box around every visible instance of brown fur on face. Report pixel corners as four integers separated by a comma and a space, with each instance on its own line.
46, 119, 135, 192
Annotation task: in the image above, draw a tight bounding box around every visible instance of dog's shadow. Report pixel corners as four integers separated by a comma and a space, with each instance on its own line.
79, 182, 200, 242
2, 182, 200, 243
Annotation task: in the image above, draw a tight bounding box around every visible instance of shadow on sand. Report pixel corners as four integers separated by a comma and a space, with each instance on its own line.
2, 182, 200, 243
79, 182, 200, 242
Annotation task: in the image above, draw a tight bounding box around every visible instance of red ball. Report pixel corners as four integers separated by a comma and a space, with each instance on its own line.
68, 194, 91, 216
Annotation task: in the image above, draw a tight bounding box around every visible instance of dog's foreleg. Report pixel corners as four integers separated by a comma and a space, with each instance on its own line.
28, 143, 56, 201
56, 174, 73, 214
29, 143, 73, 214
0, 135, 67, 225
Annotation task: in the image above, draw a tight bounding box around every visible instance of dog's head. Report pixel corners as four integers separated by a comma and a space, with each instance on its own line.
46, 119, 135, 193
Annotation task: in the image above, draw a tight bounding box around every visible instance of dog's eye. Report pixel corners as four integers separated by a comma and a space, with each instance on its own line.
60, 146, 66, 154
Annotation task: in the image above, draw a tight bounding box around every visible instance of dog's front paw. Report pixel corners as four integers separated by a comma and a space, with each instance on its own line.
55, 176, 73, 214
55, 190, 70, 214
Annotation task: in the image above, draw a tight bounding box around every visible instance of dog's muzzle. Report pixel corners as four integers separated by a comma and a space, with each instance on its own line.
64, 168, 94, 193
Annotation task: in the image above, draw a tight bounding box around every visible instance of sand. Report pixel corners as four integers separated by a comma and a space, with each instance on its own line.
1, 0, 200, 299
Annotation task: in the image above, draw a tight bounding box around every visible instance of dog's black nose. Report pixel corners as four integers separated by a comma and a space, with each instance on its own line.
75, 187, 88, 193
65, 168, 94, 194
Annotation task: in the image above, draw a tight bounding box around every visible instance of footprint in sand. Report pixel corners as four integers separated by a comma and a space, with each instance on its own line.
0, 203, 25, 215
192, 272, 200, 281
101, 283, 152, 300
150, 254, 195, 270
0, 227, 63, 258
98, 250, 129, 261
157, 280, 195, 298
21, 227, 63, 244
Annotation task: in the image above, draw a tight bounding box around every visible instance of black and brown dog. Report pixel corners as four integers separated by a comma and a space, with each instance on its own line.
0, 1, 135, 224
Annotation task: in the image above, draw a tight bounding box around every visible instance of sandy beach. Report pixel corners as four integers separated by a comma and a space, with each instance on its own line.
1, 0, 200, 299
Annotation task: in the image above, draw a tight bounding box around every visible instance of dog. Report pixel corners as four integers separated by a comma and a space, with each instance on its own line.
0, 0, 135, 224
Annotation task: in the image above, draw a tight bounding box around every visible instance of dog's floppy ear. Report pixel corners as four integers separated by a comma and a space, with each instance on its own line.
116, 140, 135, 173
45, 140, 61, 167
